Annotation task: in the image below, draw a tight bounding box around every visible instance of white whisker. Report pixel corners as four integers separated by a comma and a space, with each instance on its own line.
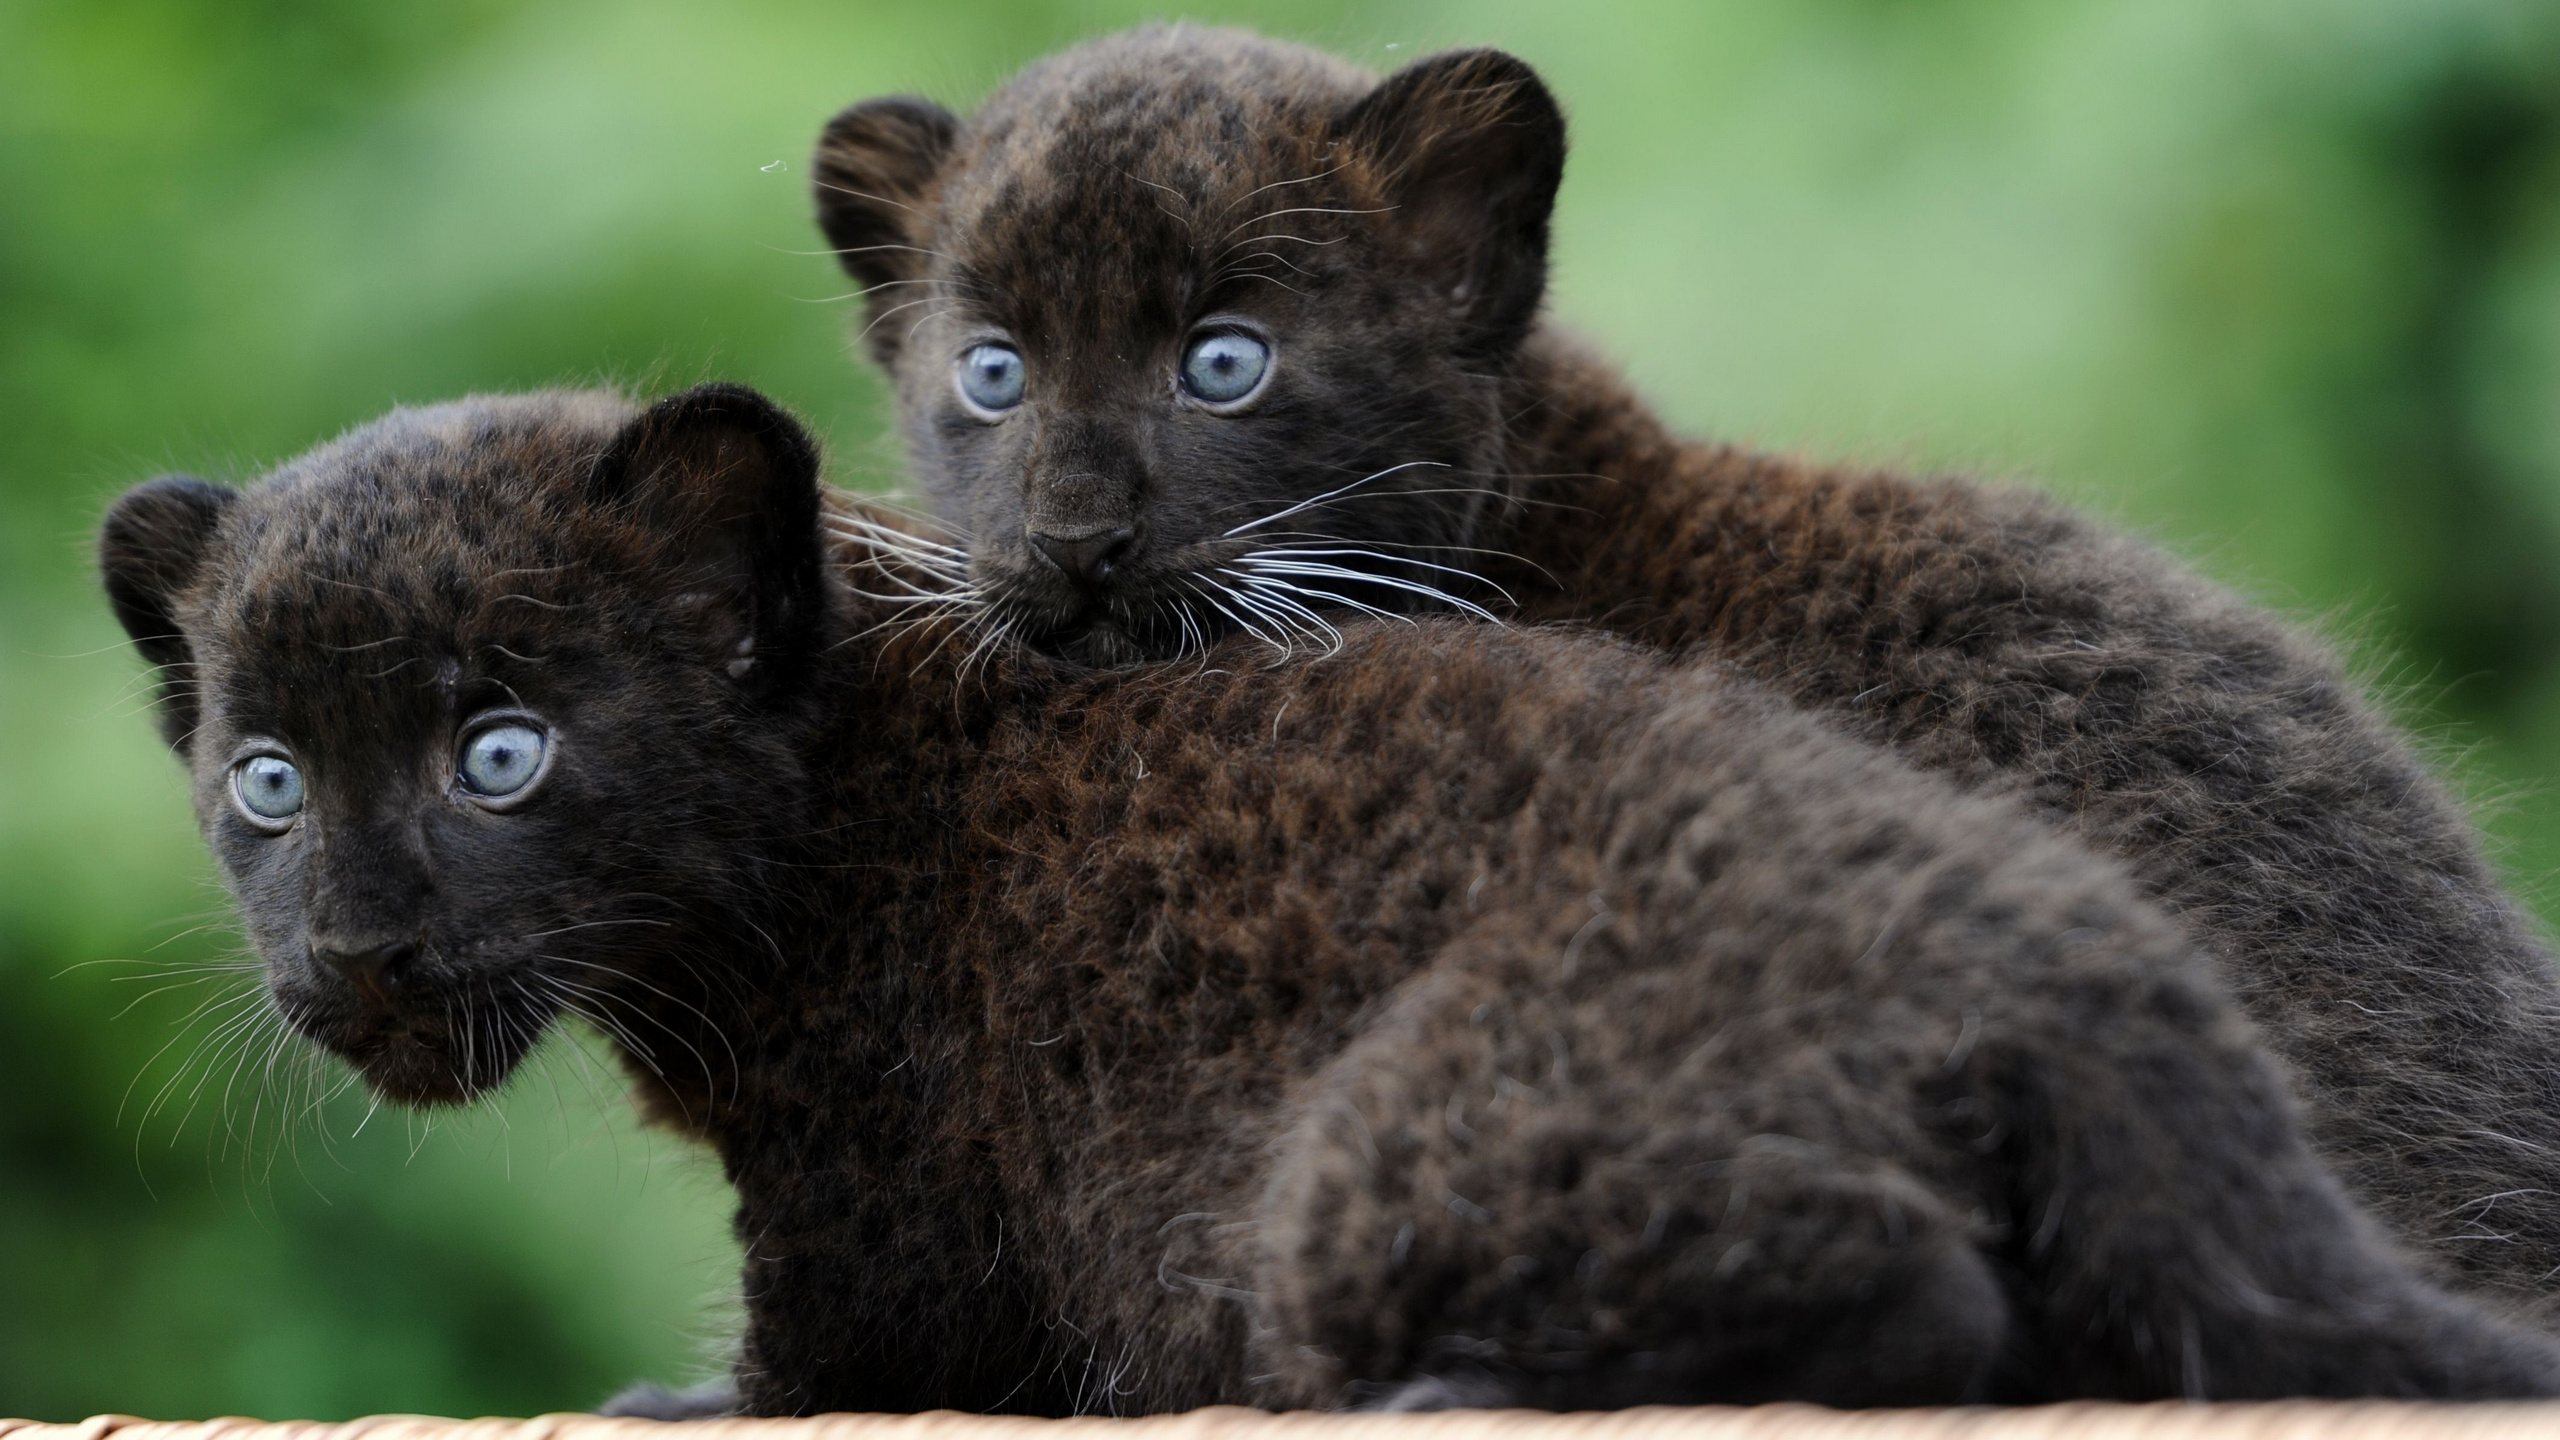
1223, 461, 1450, 538
1235, 558, 1506, 624
1223, 576, 1346, 657
1238, 546, 1518, 607
1181, 575, 1287, 655
1232, 571, 1410, 631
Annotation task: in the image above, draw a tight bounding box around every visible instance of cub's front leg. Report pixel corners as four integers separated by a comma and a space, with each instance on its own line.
728, 1156, 1079, 1416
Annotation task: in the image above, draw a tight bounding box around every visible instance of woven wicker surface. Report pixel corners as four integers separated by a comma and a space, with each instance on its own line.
7, 1406, 2560, 1440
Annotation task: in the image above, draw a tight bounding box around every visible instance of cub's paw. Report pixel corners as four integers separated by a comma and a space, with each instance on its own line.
1346, 1365, 1521, 1412
596, 1377, 740, 1419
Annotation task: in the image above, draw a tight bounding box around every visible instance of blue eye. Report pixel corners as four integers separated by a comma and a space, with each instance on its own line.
460, 724, 547, 799
1181, 332, 1270, 404
233, 755, 304, 823
956, 344, 1026, 413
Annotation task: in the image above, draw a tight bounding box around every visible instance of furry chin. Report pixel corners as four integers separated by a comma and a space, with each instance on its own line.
343, 1039, 508, 1107
300, 996, 549, 1107
1030, 612, 1173, 667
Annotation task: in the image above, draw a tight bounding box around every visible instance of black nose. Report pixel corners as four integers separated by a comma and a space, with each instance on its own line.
1030, 526, 1135, 585
314, 938, 416, 1005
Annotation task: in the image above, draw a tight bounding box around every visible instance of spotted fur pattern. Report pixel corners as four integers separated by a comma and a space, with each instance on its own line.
813, 25, 2560, 1319
99, 387, 2560, 1411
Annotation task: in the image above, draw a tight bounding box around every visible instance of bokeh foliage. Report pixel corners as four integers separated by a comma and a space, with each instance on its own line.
5, 0, 2559, 1421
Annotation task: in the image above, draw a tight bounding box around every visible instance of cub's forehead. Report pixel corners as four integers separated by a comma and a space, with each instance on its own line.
940, 28, 1374, 329
968, 27, 1369, 172
200, 391, 633, 655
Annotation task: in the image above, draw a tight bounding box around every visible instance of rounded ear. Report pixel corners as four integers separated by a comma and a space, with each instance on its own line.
99, 475, 235, 749
1334, 49, 1566, 366
589, 384, 827, 701
813, 95, 960, 367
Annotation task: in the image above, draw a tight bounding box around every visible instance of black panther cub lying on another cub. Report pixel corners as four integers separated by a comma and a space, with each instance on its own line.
813, 24, 2560, 1317
100, 385, 2560, 1411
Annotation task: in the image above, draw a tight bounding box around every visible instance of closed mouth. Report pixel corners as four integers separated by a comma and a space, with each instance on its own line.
289, 981, 555, 1106
1025, 608, 1157, 668
982, 565, 1163, 661
988, 531, 1504, 667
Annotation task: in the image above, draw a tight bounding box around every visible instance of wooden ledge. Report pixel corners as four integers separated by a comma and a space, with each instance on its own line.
7, 1405, 2560, 1440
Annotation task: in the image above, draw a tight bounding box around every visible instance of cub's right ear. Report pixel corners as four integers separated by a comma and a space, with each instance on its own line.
588, 384, 827, 704
99, 475, 235, 749
813, 95, 959, 366
1336, 49, 1566, 368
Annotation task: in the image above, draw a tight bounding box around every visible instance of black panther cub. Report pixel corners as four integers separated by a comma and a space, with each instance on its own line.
813, 24, 2560, 1317
100, 384, 2560, 1412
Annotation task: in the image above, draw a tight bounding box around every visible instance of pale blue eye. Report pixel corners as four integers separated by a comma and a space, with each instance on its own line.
460, 724, 546, 798
957, 344, 1026, 412
234, 755, 304, 822
1181, 332, 1270, 404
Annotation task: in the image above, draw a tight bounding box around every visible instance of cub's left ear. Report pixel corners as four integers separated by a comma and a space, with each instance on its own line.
814, 95, 960, 368
589, 384, 826, 701
99, 475, 236, 750
1336, 49, 1566, 366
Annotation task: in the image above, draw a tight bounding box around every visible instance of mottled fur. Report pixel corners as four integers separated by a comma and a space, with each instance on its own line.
813, 25, 2560, 1316
100, 387, 2560, 1411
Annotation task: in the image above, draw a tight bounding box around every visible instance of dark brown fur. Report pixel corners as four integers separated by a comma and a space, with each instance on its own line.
813, 25, 2560, 1319
99, 386, 2560, 1411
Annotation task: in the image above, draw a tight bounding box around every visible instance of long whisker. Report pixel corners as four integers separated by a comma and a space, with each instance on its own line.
1213, 163, 1347, 221
1231, 571, 1411, 631
796, 276, 949, 305
1232, 557, 1506, 624
1219, 582, 1318, 658
1207, 232, 1347, 263
1217, 204, 1393, 241
855, 296, 945, 346
537, 955, 739, 1099
1239, 546, 1518, 607
1223, 529, 1557, 585
808, 182, 931, 220
1206, 484, 1542, 521
1170, 591, 1208, 662
1223, 462, 1450, 538
1222, 574, 1346, 657
829, 515, 972, 561
1181, 575, 1286, 655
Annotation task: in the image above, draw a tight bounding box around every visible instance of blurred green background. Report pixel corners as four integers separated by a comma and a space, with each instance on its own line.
5, 0, 2560, 1421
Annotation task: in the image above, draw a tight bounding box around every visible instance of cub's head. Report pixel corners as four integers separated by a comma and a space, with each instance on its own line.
99, 386, 827, 1106
815, 24, 1565, 665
